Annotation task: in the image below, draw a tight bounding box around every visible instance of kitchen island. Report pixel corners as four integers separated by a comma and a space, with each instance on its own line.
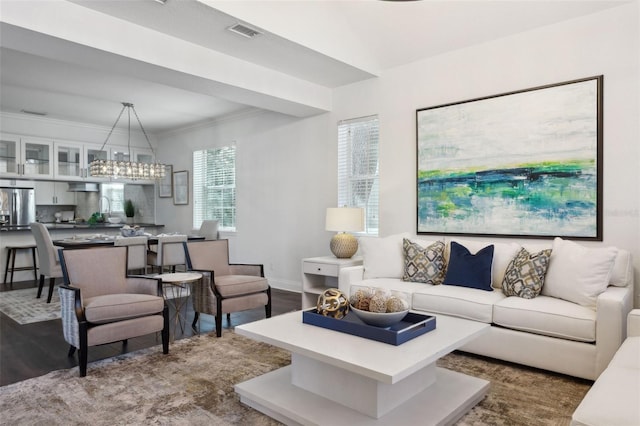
0, 223, 165, 283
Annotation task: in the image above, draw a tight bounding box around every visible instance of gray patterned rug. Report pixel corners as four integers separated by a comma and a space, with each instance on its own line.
0, 287, 60, 324
0, 285, 190, 325
0, 330, 591, 425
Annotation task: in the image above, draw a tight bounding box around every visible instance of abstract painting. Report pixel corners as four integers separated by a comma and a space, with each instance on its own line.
416, 76, 602, 240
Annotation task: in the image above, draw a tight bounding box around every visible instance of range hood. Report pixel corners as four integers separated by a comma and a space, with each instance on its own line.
66, 182, 100, 192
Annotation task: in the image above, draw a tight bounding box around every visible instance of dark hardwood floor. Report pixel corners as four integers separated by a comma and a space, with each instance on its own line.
0, 279, 301, 386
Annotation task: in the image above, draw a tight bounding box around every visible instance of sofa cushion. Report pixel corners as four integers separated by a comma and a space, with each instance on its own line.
609, 249, 632, 287
493, 295, 596, 342
450, 239, 521, 289
413, 285, 505, 323
359, 233, 410, 279
443, 241, 494, 291
542, 237, 618, 309
84, 294, 165, 324
402, 238, 447, 285
502, 247, 552, 299
214, 275, 269, 298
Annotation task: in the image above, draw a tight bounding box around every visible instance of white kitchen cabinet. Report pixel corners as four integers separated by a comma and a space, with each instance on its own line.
35, 181, 77, 205
54, 140, 108, 181
0, 135, 54, 179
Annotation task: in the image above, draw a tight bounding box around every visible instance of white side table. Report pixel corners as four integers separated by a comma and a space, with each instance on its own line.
301, 256, 363, 309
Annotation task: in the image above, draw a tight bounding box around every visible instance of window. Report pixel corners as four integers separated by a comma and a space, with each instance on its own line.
193, 145, 236, 231
100, 183, 124, 214
338, 115, 379, 236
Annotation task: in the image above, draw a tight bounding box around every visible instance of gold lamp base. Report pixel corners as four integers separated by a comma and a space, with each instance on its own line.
330, 233, 358, 258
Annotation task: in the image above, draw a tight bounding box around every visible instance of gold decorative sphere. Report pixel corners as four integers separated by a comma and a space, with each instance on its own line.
317, 288, 349, 319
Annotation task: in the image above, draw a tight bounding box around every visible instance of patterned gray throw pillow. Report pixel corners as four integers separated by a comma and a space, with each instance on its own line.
402, 239, 447, 285
502, 247, 552, 298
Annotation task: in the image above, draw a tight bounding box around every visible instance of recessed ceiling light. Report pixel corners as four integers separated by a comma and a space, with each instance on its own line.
228, 23, 261, 39
153, 0, 167, 4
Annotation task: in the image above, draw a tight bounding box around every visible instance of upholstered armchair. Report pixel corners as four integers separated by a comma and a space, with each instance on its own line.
184, 239, 271, 337
58, 246, 169, 377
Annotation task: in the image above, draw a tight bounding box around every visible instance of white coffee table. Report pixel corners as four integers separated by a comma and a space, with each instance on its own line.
234, 310, 490, 425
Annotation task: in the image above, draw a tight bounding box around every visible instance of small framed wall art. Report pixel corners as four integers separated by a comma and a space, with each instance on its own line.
173, 170, 189, 205
158, 164, 173, 198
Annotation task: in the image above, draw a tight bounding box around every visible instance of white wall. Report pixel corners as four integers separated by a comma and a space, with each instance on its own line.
156, 110, 336, 291
158, 3, 639, 303
332, 3, 640, 305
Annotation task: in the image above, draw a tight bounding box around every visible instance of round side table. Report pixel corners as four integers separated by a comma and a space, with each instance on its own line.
154, 272, 202, 340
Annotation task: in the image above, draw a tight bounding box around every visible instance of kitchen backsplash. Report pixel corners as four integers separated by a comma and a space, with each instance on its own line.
37, 183, 156, 224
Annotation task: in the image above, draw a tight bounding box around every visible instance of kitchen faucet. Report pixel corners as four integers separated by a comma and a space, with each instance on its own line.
100, 196, 111, 217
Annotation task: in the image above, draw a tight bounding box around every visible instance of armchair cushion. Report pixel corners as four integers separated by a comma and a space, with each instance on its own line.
84, 294, 164, 324
214, 275, 269, 298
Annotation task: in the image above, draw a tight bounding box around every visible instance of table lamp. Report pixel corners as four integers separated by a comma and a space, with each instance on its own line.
325, 207, 364, 258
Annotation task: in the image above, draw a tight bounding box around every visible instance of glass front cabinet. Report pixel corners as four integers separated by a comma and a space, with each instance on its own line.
0, 135, 54, 179
54, 141, 108, 181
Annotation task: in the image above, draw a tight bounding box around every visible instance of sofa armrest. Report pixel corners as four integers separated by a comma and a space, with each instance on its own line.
628, 309, 640, 337
595, 285, 633, 375
338, 265, 365, 295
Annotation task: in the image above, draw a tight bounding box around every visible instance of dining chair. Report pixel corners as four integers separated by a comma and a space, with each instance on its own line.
114, 236, 148, 274
184, 239, 271, 337
147, 234, 188, 273
30, 222, 64, 303
198, 220, 219, 240
59, 246, 169, 376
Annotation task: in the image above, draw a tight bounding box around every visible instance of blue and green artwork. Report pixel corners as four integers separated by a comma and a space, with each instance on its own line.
417, 77, 601, 239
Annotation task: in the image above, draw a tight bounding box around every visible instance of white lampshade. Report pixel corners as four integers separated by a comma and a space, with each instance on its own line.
325, 207, 364, 232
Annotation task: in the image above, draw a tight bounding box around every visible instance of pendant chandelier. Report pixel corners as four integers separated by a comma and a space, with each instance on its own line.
89, 102, 166, 180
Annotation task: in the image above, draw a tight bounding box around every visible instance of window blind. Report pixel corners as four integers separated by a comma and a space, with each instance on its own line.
193, 145, 236, 231
337, 115, 379, 236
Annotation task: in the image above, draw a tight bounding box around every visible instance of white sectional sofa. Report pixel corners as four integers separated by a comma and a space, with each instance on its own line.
339, 233, 635, 380
571, 309, 640, 425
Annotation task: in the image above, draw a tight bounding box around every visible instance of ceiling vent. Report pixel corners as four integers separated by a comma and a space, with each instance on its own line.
228, 23, 261, 39
20, 109, 47, 116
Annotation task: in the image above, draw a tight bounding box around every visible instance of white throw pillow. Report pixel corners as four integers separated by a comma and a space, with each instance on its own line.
542, 237, 618, 309
359, 233, 410, 279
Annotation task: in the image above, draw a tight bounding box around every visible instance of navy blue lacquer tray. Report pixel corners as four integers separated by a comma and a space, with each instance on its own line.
302, 309, 436, 346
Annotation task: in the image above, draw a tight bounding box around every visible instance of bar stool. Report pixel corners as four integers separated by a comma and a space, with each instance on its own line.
3, 244, 38, 287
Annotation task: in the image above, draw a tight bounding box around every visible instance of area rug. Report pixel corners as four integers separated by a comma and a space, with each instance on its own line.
0, 285, 190, 325
0, 287, 60, 324
0, 330, 591, 425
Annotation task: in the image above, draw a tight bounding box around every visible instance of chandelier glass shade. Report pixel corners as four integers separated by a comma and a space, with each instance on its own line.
89, 102, 166, 180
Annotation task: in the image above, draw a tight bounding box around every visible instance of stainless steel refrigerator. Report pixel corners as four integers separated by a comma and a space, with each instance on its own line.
0, 187, 36, 227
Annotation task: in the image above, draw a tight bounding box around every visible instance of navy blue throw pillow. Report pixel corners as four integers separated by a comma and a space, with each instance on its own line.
443, 241, 494, 291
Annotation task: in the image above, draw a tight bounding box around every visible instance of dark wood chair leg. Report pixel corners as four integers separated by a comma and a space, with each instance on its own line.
265, 287, 272, 318
79, 323, 88, 377
31, 247, 38, 284
47, 277, 56, 303
226, 313, 231, 324
36, 274, 45, 298
215, 312, 223, 337
2, 248, 11, 285
68, 345, 76, 357
191, 312, 199, 329
162, 305, 170, 354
